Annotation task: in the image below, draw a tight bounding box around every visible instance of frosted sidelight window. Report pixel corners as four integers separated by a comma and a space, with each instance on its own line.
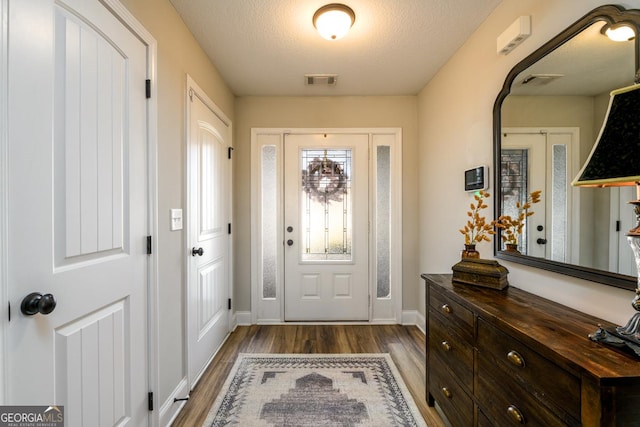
551, 145, 567, 262
376, 146, 391, 298
501, 149, 529, 253
261, 146, 277, 299
301, 149, 352, 261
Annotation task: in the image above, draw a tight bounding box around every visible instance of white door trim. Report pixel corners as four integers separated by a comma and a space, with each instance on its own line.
250, 128, 402, 324
98, 2, 160, 425
184, 74, 233, 388
0, 0, 8, 405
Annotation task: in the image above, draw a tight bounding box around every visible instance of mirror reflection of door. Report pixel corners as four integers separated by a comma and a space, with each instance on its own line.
609, 186, 639, 277
283, 134, 369, 321
502, 128, 577, 262
501, 132, 546, 257
495, 11, 639, 285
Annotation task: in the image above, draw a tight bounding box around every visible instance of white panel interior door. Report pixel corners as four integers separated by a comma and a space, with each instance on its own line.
284, 134, 369, 321
7, 0, 148, 425
187, 89, 231, 385
611, 186, 638, 276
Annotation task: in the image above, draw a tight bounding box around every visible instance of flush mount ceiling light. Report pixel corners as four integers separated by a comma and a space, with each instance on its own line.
313, 3, 355, 40
601, 22, 636, 42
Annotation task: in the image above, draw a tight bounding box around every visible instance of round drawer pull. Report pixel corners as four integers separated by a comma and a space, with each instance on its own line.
507, 405, 525, 424
507, 350, 526, 367
441, 341, 451, 352
441, 304, 452, 314
441, 387, 452, 399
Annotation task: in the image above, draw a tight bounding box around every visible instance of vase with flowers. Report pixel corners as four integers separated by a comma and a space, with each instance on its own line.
458, 190, 495, 259
493, 190, 542, 253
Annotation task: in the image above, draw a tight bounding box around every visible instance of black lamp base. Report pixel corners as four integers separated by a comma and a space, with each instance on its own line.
589, 322, 640, 357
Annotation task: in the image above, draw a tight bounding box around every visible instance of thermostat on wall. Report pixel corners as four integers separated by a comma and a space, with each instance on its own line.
464, 165, 489, 192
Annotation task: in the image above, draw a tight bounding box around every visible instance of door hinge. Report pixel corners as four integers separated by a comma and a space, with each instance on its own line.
228, 298, 232, 310
145, 79, 151, 99
8, 302, 10, 322
147, 236, 152, 255
228, 223, 232, 235
616, 220, 621, 232
228, 147, 234, 159
148, 392, 154, 411
189, 88, 194, 102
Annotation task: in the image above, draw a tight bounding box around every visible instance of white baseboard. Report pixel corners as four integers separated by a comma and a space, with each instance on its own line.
159, 377, 189, 427
235, 310, 252, 326
402, 310, 426, 334
240, 310, 426, 334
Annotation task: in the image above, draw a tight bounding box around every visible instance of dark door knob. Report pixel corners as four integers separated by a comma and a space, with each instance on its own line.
287, 239, 294, 246
21, 292, 56, 316
191, 247, 204, 256
537, 238, 547, 245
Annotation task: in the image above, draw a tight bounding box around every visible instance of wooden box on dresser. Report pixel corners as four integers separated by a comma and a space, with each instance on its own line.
422, 274, 640, 426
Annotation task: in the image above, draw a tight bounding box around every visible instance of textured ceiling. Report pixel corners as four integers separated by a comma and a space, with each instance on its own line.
169, 0, 502, 96
511, 22, 636, 96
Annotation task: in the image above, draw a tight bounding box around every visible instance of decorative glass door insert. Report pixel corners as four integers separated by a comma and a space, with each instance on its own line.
300, 149, 353, 262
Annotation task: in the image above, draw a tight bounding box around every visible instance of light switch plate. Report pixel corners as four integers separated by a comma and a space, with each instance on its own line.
170, 209, 183, 231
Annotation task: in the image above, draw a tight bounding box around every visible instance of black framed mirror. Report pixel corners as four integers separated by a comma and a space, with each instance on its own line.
493, 5, 640, 291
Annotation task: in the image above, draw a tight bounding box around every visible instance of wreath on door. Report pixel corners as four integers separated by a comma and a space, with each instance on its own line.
302, 153, 347, 203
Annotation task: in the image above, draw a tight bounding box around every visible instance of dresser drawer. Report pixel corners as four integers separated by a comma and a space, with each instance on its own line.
477, 410, 493, 427
428, 308, 473, 389
477, 318, 580, 420
429, 361, 473, 427
477, 355, 579, 426
429, 288, 474, 342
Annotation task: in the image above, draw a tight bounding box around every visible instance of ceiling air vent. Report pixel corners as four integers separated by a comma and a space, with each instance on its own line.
305, 74, 338, 86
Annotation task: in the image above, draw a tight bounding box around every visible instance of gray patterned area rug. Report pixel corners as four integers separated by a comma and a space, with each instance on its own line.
203, 353, 427, 427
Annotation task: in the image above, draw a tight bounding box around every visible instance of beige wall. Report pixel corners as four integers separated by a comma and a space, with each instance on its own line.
502, 95, 595, 163
418, 0, 640, 325
120, 0, 234, 407
234, 96, 419, 311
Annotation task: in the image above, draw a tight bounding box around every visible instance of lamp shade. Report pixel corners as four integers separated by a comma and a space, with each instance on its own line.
572, 83, 640, 187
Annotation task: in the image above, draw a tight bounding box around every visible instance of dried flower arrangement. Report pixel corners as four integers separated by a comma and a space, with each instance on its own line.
459, 190, 496, 245
494, 190, 542, 246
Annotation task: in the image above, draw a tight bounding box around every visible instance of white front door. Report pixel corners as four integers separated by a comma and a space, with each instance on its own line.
502, 128, 577, 261
187, 83, 231, 385
6, 0, 149, 425
502, 132, 547, 257
283, 134, 369, 321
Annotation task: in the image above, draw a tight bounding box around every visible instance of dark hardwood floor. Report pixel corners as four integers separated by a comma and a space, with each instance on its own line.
171, 324, 446, 426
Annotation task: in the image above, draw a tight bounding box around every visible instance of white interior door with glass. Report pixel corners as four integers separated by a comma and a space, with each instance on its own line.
502, 128, 578, 262
5, 0, 150, 424
283, 134, 369, 321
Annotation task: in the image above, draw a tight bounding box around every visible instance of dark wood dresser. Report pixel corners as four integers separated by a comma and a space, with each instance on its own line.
422, 273, 640, 426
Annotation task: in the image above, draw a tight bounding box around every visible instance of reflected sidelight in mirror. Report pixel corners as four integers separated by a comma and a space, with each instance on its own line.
493, 5, 640, 291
